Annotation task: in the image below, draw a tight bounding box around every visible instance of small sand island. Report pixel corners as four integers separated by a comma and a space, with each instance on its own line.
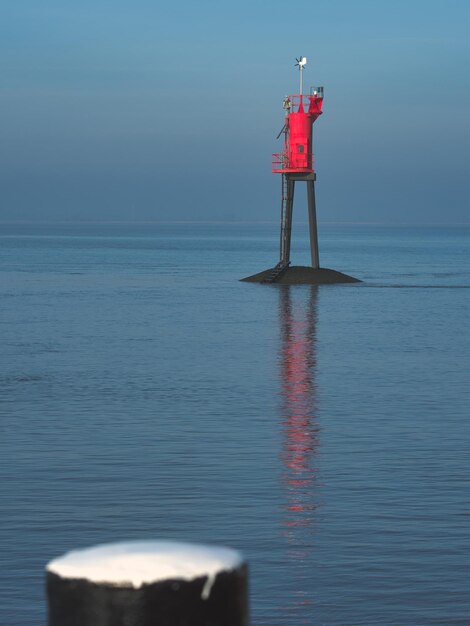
241, 266, 361, 285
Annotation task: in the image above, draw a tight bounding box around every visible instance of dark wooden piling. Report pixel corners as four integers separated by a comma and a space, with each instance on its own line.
46, 540, 249, 626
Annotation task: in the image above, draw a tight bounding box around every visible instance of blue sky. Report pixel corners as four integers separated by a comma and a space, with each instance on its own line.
1, 0, 469, 223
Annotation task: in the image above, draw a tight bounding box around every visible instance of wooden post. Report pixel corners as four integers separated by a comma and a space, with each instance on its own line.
46, 540, 249, 626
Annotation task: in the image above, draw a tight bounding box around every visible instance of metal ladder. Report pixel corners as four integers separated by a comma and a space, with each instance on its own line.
262, 174, 293, 283
279, 173, 291, 265
262, 261, 290, 284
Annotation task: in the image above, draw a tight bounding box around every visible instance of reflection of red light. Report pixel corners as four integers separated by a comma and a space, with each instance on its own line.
280, 297, 317, 503
279, 287, 319, 618
286, 478, 311, 486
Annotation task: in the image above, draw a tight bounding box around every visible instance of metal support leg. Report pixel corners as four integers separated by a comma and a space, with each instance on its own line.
284, 178, 295, 264
279, 174, 287, 263
307, 179, 320, 269
280, 175, 295, 265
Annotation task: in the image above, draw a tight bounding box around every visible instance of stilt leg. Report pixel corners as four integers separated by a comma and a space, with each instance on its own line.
279, 174, 287, 263
284, 178, 295, 264
279, 175, 295, 265
307, 180, 320, 269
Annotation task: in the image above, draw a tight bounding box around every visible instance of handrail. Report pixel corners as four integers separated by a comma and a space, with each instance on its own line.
272, 151, 314, 173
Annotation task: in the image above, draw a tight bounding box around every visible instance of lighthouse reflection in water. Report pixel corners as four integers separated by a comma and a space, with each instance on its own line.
278, 286, 320, 621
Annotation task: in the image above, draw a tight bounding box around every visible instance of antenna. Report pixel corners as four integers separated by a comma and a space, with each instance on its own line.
294, 56, 307, 95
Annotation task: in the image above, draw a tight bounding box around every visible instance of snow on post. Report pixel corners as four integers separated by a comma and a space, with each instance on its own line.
46, 540, 248, 626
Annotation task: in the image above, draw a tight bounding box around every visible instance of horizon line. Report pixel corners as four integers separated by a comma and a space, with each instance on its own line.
1, 220, 469, 227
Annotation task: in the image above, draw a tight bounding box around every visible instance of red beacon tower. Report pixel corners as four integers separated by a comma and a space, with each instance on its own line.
270, 56, 324, 280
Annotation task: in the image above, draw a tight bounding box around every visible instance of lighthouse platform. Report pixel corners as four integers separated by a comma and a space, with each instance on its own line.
241, 266, 360, 285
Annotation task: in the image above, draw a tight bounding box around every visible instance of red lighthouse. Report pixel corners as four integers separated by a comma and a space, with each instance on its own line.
269, 57, 324, 281
242, 58, 359, 285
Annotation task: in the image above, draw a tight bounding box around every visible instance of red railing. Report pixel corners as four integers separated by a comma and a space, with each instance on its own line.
287, 94, 311, 110
272, 152, 288, 172
272, 152, 314, 173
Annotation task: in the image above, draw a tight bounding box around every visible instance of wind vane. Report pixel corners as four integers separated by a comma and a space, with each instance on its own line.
295, 56, 307, 95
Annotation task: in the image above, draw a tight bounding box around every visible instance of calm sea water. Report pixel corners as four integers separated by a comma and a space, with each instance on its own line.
1, 222, 469, 626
